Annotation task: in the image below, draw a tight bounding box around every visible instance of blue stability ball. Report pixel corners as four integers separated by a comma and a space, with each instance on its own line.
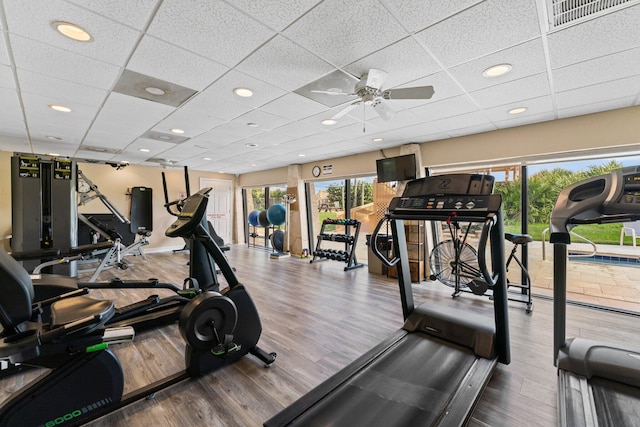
258, 210, 271, 227
267, 204, 286, 226
248, 210, 260, 227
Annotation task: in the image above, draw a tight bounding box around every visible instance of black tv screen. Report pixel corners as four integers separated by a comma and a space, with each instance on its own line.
376, 154, 417, 183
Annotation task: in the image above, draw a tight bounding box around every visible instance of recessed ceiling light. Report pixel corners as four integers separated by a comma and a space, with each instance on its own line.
46, 136, 63, 141
321, 119, 337, 126
250, 163, 257, 167
233, 87, 253, 97
48, 152, 60, 157
218, 171, 224, 174
246, 122, 258, 128
246, 143, 258, 147
49, 104, 72, 113
145, 86, 166, 96
203, 157, 212, 160
508, 107, 527, 115
52, 21, 92, 42
372, 137, 384, 142
482, 63, 512, 78
139, 148, 150, 152
170, 128, 185, 134
298, 154, 306, 157
158, 135, 171, 140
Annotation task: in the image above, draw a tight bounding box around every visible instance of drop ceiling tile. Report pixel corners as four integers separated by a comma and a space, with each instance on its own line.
0, 135, 30, 152
3, 0, 141, 65
156, 141, 210, 161
121, 137, 176, 154
494, 111, 555, 129
0, 31, 9, 65
241, 130, 294, 147
449, 38, 547, 92
127, 35, 228, 91
21, 92, 97, 139
471, 73, 550, 109
17, 69, 108, 107
344, 37, 441, 89
31, 139, 79, 157
75, 150, 118, 161
237, 35, 335, 91
552, 47, 640, 92
88, 92, 174, 143
148, 0, 275, 67
65, 0, 159, 30
415, 0, 540, 67
188, 130, 244, 147
153, 107, 224, 138
0, 65, 15, 90
547, 4, 640, 69
331, 121, 384, 139
274, 121, 324, 139
0, 87, 25, 133
283, 0, 409, 67
227, 0, 321, 32
213, 121, 265, 139
236, 110, 290, 132
446, 122, 497, 138
109, 152, 151, 164
483, 95, 554, 122
431, 110, 493, 132
82, 128, 136, 150
10, 35, 121, 90
185, 92, 251, 121
556, 76, 640, 110
186, 69, 286, 113
383, 0, 484, 33
260, 92, 329, 121
366, 108, 424, 132
558, 97, 636, 119
409, 95, 477, 122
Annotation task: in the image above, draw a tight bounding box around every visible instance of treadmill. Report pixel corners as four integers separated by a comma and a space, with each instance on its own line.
265, 174, 510, 427
550, 166, 640, 426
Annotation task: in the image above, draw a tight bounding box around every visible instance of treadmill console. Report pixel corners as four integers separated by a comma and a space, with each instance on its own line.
551, 166, 640, 242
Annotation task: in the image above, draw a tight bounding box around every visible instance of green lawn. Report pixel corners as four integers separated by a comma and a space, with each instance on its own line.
504, 222, 626, 245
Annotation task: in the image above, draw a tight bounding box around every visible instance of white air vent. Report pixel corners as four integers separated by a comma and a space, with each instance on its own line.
547, 0, 640, 29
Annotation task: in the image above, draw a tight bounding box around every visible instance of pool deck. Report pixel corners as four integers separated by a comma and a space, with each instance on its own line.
526, 241, 640, 312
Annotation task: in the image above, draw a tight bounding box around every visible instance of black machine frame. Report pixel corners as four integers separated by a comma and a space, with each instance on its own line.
550, 166, 640, 426
265, 174, 510, 427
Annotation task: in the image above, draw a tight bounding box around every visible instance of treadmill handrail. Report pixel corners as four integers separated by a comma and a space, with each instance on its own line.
370, 217, 399, 267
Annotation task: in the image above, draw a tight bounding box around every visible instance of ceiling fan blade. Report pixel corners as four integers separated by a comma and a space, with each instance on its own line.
372, 100, 395, 121
310, 90, 355, 96
331, 102, 361, 120
365, 69, 388, 90
382, 85, 435, 100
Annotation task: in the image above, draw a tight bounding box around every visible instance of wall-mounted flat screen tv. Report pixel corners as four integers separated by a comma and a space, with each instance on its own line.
376, 153, 417, 183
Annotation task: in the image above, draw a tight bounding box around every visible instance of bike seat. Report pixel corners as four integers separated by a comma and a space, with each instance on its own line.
504, 233, 533, 245
50, 296, 115, 328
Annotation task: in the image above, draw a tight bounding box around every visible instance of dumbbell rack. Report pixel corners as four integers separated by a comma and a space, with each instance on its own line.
311, 218, 364, 271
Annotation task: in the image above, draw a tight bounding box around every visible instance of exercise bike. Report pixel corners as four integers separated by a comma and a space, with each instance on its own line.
0, 188, 276, 426
429, 213, 533, 313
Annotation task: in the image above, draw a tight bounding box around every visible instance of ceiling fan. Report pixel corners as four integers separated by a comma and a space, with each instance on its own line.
312, 69, 435, 122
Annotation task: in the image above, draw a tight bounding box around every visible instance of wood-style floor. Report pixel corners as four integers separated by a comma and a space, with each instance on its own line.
2, 245, 638, 426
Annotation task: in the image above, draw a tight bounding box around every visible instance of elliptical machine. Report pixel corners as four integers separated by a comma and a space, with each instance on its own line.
0, 188, 275, 426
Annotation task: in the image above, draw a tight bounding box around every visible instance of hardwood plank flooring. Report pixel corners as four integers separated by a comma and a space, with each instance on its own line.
2, 245, 639, 426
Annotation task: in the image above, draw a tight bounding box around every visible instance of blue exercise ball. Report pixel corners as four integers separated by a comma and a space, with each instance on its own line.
248, 210, 260, 226
258, 210, 271, 227
267, 204, 286, 226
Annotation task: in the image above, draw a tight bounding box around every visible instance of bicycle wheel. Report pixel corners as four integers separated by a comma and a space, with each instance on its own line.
429, 239, 481, 288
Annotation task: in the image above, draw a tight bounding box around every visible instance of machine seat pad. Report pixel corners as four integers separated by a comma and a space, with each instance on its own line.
69, 241, 114, 255
505, 233, 533, 245
50, 296, 115, 328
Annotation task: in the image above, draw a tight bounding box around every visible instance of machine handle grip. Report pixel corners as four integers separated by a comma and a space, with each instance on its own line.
477, 217, 496, 287
370, 217, 399, 267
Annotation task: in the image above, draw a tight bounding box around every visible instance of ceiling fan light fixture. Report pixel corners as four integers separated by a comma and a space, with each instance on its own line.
234, 87, 253, 97
482, 63, 512, 78
321, 119, 337, 126
508, 107, 527, 115
52, 21, 92, 42
49, 104, 72, 113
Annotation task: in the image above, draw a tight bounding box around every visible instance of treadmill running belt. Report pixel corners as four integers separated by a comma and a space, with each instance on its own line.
291, 333, 477, 426
592, 377, 640, 426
